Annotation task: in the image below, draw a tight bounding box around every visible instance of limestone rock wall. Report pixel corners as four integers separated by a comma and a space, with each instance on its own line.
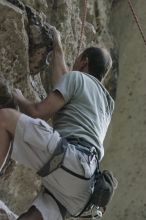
102, 1, 146, 220
0, 0, 33, 97
0, 2, 42, 213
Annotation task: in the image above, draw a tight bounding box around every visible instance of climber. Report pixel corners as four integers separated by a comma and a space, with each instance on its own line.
0, 27, 115, 220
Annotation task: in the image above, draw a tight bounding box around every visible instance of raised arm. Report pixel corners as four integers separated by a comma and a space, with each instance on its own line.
13, 28, 67, 119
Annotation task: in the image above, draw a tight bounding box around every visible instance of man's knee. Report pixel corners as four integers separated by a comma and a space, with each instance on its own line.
0, 108, 21, 134
0, 108, 16, 122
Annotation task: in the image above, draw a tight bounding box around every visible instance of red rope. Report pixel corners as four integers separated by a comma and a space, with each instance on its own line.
76, 0, 88, 58
128, 0, 146, 46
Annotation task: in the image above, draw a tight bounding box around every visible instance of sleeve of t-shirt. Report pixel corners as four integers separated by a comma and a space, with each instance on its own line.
107, 93, 115, 116
52, 71, 79, 104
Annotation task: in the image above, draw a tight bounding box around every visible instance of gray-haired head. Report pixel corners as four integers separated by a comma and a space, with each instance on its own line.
81, 47, 112, 81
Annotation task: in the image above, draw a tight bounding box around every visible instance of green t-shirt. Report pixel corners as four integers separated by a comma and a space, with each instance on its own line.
53, 71, 114, 161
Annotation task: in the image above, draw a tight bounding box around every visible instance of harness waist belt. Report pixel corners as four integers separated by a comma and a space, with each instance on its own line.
37, 137, 99, 178
66, 136, 98, 156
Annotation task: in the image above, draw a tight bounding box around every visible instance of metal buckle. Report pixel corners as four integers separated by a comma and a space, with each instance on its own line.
80, 205, 103, 219
91, 205, 103, 219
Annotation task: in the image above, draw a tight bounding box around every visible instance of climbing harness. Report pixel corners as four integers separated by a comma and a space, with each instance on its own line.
75, 0, 88, 58
37, 138, 95, 180
128, 0, 146, 46
37, 138, 68, 177
37, 137, 118, 220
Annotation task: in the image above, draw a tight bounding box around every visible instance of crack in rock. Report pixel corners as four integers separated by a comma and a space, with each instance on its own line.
7, 0, 54, 75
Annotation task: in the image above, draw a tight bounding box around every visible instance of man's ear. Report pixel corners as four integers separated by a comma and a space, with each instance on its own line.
80, 57, 88, 70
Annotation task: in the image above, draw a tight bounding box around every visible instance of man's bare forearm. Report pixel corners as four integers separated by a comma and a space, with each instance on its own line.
51, 47, 68, 86
16, 97, 37, 117
49, 28, 68, 86
13, 89, 65, 120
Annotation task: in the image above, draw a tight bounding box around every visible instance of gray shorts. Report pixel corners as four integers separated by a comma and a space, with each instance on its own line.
12, 114, 97, 220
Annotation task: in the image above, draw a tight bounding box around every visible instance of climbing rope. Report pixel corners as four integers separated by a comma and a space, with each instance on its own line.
75, 0, 88, 58
128, 0, 146, 46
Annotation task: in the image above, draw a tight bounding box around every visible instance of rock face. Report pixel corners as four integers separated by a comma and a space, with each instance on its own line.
0, 0, 42, 100
102, 1, 146, 220
0, 0, 145, 220
0, 200, 18, 220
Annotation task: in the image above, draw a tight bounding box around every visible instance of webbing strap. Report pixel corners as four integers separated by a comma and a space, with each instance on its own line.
66, 136, 100, 163
37, 137, 98, 178
37, 138, 68, 177
61, 165, 92, 180
38, 137, 101, 219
